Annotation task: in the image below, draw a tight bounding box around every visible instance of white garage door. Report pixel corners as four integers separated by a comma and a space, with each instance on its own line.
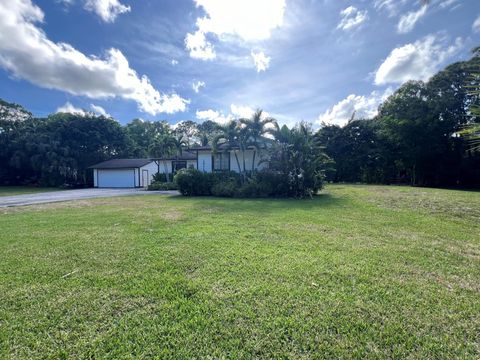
97, 169, 136, 188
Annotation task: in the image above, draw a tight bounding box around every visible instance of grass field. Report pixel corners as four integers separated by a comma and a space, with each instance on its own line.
0, 185, 479, 358
0, 186, 59, 197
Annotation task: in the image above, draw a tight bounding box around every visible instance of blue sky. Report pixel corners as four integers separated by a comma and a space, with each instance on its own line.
0, 0, 478, 126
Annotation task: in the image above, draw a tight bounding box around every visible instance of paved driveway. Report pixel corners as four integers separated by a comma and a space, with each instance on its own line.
0, 188, 179, 208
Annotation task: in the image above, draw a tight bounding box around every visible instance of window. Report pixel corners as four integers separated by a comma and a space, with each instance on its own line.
212, 153, 229, 171
172, 161, 187, 172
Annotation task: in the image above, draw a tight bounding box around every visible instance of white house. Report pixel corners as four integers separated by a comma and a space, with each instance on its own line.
89, 146, 267, 188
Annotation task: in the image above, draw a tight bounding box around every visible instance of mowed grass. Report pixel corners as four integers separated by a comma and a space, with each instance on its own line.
0, 186, 60, 197
0, 185, 479, 358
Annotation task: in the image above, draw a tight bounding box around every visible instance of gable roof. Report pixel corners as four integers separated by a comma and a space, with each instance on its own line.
89, 159, 153, 169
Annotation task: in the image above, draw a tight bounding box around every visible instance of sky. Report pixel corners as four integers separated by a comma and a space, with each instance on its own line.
0, 0, 478, 127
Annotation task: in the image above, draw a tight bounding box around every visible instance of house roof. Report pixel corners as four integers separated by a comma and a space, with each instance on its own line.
89, 158, 153, 169
153, 151, 197, 161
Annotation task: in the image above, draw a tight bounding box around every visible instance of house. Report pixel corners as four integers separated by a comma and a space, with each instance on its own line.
89, 146, 266, 188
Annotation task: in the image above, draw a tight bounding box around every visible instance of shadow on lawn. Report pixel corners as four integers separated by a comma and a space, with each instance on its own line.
168, 191, 348, 216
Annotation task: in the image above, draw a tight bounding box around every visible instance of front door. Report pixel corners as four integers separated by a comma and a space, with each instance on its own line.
142, 170, 149, 188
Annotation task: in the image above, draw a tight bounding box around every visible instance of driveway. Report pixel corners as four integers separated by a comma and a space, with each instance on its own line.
0, 188, 179, 208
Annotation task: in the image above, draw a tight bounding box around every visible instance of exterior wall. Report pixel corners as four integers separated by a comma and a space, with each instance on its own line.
229, 149, 266, 172
156, 160, 172, 174
197, 151, 212, 172
139, 162, 159, 186
93, 169, 98, 187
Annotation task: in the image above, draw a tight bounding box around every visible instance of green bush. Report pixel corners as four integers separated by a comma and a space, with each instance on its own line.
174, 169, 211, 196
148, 182, 178, 191
211, 181, 237, 197
152, 173, 174, 183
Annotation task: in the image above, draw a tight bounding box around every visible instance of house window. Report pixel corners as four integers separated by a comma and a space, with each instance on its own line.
212, 153, 229, 171
172, 161, 187, 172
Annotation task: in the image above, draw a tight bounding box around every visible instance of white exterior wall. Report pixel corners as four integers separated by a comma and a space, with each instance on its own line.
197, 151, 212, 172
93, 169, 98, 187
156, 160, 172, 174
139, 162, 158, 186
229, 149, 266, 172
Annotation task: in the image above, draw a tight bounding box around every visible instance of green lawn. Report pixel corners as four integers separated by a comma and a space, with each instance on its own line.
0, 185, 479, 358
0, 186, 60, 197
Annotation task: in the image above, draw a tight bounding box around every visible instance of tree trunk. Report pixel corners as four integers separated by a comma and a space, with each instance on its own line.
234, 151, 242, 182
252, 150, 256, 173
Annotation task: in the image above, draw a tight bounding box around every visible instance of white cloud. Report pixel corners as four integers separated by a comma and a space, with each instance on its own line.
56, 102, 111, 117
230, 104, 255, 118
317, 88, 394, 127
251, 51, 270, 72
0, 0, 189, 115
196, 109, 232, 124
56, 102, 87, 115
473, 15, 480, 33
185, 30, 216, 60
84, 0, 130, 23
374, 0, 408, 17
192, 81, 206, 93
185, 0, 286, 60
397, 5, 427, 34
90, 104, 110, 117
438, 0, 460, 9
171, 59, 179, 66
337, 6, 368, 31
375, 35, 463, 85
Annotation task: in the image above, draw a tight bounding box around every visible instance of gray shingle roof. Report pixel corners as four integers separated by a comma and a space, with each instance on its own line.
89, 159, 153, 169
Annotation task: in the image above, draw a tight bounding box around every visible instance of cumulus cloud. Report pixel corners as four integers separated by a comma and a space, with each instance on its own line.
196, 109, 232, 124
56, 102, 111, 117
171, 59, 179, 66
397, 5, 428, 34
56, 102, 87, 115
0, 0, 189, 115
473, 15, 480, 33
90, 104, 110, 117
196, 104, 265, 124
84, 0, 130, 22
317, 88, 394, 127
192, 81, 206, 93
251, 51, 270, 72
337, 6, 368, 31
185, 0, 285, 60
185, 31, 216, 60
375, 35, 463, 85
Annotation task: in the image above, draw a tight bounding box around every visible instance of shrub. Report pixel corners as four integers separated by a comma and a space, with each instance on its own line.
211, 181, 237, 197
148, 182, 178, 191
174, 168, 211, 196
152, 173, 174, 183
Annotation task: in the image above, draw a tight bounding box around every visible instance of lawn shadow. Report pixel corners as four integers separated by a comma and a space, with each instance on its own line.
168, 191, 348, 217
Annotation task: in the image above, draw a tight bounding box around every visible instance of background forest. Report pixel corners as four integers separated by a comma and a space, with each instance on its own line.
1, 50, 479, 189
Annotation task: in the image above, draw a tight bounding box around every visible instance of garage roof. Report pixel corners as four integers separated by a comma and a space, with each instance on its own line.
89, 159, 153, 169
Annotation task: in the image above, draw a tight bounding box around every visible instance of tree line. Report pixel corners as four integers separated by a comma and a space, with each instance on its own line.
0, 49, 478, 189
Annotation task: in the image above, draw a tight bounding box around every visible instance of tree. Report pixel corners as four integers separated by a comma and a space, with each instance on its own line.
212, 120, 243, 178
240, 109, 278, 172
149, 134, 176, 182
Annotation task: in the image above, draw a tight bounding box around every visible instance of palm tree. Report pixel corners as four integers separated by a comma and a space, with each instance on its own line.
240, 109, 278, 172
212, 120, 243, 177
149, 134, 176, 181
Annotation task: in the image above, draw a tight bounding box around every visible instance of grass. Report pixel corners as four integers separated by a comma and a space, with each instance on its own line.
0, 184, 479, 358
0, 186, 60, 197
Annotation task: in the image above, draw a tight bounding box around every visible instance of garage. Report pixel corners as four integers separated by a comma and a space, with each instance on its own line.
89, 159, 158, 188
97, 169, 135, 188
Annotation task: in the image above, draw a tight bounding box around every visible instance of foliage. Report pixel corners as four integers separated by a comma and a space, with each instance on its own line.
147, 181, 178, 191
174, 168, 212, 196
152, 172, 174, 183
